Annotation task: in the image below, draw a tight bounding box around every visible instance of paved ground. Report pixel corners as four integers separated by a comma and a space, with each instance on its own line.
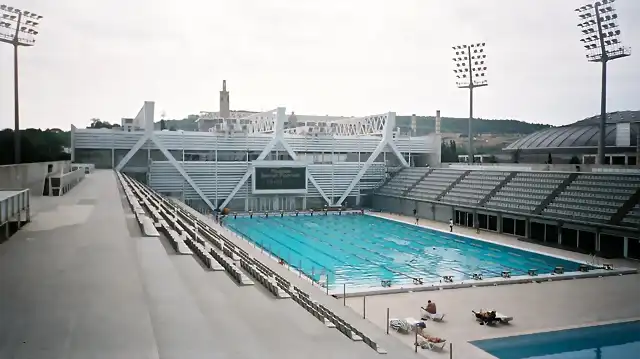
0, 171, 410, 359
344, 212, 640, 358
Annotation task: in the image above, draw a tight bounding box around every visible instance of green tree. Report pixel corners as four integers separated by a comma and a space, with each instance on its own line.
0, 129, 71, 165
88, 118, 120, 129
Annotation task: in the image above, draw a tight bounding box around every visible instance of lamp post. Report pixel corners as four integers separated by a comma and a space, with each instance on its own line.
575, 0, 630, 165
0, 4, 42, 164
452, 43, 488, 164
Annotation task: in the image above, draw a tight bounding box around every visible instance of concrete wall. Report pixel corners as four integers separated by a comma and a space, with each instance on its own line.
0, 161, 71, 196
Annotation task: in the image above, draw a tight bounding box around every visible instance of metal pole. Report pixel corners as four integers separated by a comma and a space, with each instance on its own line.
594, 3, 607, 165
326, 275, 329, 295
363, 296, 366, 319
13, 41, 21, 164
414, 328, 418, 353
343, 284, 346, 306
467, 45, 474, 163
598, 59, 607, 165
450, 342, 453, 359
386, 308, 390, 334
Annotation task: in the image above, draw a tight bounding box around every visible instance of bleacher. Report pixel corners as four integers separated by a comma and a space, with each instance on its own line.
622, 204, 640, 227
407, 169, 464, 200
485, 172, 569, 213
542, 174, 640, 223
375, 167, 640, 230
376, 167, 430, 197
441, 171, 510, 206
116, 172, 389, 354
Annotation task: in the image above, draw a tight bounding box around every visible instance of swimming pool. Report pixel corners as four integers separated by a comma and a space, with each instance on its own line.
471, 321, 640, 359
225, 213, 585, 290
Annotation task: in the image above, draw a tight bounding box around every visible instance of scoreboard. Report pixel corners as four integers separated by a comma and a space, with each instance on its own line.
252, 161, 308, 194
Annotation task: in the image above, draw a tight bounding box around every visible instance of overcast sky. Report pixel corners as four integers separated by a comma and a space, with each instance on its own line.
0, 0, 638, 130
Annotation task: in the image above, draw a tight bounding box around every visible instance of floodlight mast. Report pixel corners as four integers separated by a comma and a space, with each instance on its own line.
576, 0, 631, 165
0, 4, 42, 164
452, 43, 488, 163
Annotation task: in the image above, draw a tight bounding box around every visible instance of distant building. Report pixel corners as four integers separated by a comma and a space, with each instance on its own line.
504, 111, 640, 165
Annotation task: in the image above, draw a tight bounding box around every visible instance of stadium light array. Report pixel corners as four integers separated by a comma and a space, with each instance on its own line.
0, 4, 43, 164
575, 0, 631, 165
452, 42, 488, 162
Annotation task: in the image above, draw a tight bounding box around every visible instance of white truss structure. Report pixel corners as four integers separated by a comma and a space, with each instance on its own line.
115, 101, 217, 211
218, 107, 331, 210
332, 114, 388, 136
114, 102, 409, 211
335, 112, 408, 205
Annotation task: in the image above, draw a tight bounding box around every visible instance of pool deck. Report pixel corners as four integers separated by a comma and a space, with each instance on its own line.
344, 212, 640, 358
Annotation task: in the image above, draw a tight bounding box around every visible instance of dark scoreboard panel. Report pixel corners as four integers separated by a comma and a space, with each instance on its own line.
254, 167, 307, 191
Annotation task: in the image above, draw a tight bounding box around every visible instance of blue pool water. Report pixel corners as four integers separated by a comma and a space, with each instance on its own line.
471, 321, 640, 359
226, 213, 584, 289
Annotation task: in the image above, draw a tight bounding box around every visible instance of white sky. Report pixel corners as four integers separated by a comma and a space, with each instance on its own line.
0, 0, 638, 130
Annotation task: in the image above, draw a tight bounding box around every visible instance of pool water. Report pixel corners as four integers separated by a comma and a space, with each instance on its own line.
471, 321, 640, 359
226, 213, 584, 289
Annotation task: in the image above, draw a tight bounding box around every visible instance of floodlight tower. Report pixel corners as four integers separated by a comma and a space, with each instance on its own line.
0, 4, 43, 164
575, 0, 630, 165
452, 43, 488, 163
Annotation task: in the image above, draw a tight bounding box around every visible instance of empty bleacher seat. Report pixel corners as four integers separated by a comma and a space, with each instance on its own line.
621, 203, 640, 227
406, 169, 465, 201
377, 167, 430, 197
542, 174, 640, 223
485, 172, 568, 214
440, 171, 509, 206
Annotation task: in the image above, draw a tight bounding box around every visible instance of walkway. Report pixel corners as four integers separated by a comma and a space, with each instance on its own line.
0, 171, 398, 359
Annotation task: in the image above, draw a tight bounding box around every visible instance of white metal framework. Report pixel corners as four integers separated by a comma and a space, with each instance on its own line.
114, 101, 217, 211
336, 112, 408, 205
82, 102, 432, 212
218, 107, 331, 209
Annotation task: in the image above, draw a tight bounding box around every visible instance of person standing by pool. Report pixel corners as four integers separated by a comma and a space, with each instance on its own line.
413, 209, 419, 225
449, 219, 453, 232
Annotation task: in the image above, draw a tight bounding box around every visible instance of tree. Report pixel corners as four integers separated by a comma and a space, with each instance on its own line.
441, 140, 459, 162
0, 129, 71, 165
88, 118, 119, 129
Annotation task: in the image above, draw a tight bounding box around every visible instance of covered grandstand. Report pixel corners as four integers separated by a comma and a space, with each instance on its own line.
504, 110, 640, 165
374, 167, 640, 260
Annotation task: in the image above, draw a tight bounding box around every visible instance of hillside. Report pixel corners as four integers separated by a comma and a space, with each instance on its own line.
157, 115, 551, 136
395, 116, 551, 136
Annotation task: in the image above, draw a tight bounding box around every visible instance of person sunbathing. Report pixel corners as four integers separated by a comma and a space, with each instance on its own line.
472, 310, 497, 325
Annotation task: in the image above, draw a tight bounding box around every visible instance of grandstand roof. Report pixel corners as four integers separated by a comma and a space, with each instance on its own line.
504, 111, 639, 153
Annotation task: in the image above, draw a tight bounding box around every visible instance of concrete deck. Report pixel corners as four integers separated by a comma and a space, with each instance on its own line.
345, 212, 640, 358
0, 171, 412, 359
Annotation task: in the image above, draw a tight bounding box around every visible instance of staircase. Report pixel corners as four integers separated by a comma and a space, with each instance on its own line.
435, 170, 471, 201
478, 171, 518, 207
609, 187, 640, 225
533, 172, 579, 215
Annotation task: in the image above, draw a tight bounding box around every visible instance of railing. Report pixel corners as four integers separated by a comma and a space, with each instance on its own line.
71, 163, 95, 174
47, 169, 85, 196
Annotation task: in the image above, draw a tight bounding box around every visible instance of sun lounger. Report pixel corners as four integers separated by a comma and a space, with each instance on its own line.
472, 309, 513, 324
420, 308, 445, 321
389, 318, 412, 334
418, 336, 447, 351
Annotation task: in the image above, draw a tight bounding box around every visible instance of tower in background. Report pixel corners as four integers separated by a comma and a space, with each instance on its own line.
220, 80, 230, 119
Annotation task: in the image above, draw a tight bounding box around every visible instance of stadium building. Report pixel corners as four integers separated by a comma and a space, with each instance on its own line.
70, 82, 442, 213
504, 110, 640, 165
